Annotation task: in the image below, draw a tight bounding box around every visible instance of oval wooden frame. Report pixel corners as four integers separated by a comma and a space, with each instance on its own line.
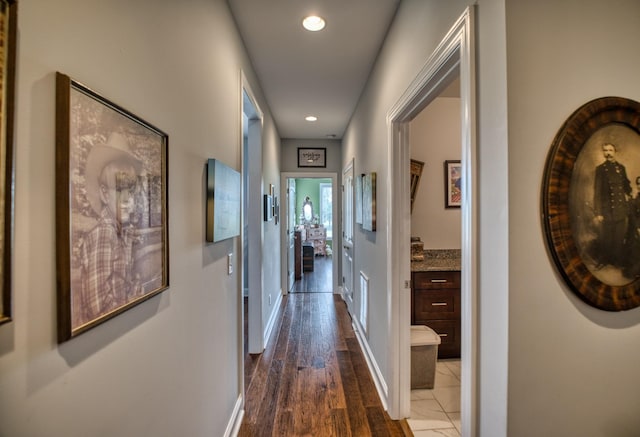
543, 96, 640, 311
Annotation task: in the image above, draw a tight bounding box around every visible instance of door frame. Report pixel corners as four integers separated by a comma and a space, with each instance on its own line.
386, 7, 477, 434
280, 172, 339, 294
241, 73, 265, 356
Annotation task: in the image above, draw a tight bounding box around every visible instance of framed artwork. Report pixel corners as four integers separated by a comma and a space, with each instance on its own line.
543, 96, 640, 311
274, 196, 279, 225
298, 147, 326, 168
444, 160, 461, 208
263, 194, 273, 221
0, 0, 17, 325
410, 159, 424, 213
206, 159, 240, 243
362, 172, 376, 232
355, 174, 363, 225
55, 72, 169, 341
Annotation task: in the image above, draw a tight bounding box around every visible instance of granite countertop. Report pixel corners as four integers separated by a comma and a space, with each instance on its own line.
411, 249, 461, 272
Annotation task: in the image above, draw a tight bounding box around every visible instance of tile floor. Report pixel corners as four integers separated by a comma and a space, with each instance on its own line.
409, 359, 461, 436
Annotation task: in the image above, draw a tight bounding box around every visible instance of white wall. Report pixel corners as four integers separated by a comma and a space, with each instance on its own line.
506, 1, 640, 435
410, 97, 462, 249
344, 0, 510, 434
342, 0, 474, 394
0, 1, 281, 436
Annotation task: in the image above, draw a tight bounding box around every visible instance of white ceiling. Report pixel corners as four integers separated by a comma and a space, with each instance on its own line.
227, 0, 401, 140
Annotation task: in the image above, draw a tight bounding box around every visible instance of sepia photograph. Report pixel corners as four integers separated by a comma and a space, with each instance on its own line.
543, 96, 640, 311
56, 73, 169, 340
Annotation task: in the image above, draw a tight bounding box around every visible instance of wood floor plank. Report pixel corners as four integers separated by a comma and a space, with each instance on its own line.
240, 275, 412, 436
336, 349, 372, 436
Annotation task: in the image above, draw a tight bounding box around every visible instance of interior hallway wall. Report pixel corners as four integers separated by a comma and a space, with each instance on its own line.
410, 97, 462, 249
506, 1, 640, 435
0, 1, 281, 436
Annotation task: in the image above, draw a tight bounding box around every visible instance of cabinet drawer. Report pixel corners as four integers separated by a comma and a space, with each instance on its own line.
413, 271, 460, 289
422, 319, 460, 359
413, 289, 460, 320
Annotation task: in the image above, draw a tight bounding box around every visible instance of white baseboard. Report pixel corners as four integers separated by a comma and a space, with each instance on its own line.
352, 317, 389, 410
224, 394, 244, 437
263, 290, 283, 346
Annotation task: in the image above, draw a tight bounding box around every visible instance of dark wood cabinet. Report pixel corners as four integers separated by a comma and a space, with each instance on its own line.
411, 270, 461, 359
302, 244, 314, 272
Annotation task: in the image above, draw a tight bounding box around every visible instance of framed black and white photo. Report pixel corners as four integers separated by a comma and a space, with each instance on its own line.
55, 72, 169, 341
298, 147, 326, 168
543, 96, 640, 311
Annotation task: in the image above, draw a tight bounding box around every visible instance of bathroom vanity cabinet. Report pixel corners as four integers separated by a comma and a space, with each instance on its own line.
411, 270, 461, 359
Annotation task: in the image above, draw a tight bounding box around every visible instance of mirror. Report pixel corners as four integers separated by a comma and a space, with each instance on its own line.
302, 196, 313, 223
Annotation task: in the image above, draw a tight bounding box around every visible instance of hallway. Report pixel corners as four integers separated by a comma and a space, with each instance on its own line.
240, 292, 412, 436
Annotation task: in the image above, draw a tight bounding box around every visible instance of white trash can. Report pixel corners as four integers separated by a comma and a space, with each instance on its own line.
410, 325, 441, 389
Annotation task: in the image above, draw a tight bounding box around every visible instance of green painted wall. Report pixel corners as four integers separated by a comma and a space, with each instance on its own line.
295, 178, 330, 225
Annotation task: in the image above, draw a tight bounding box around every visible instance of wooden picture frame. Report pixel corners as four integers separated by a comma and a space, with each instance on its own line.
444, 160, 461, 208
298, 147, 326, 168
362, 172, 376, 232
542, 96, 640, 311
0, 0, 17, 325
206, 159, 240, 243
55, 72, 169, 341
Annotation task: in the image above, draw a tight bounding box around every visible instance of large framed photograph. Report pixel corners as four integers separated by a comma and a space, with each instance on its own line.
0, 0, 17, 325
444, 160, 461, 208
55, 72, 169, 341
298, 147, 326, 168
542, 96, 640, 311
206, 159, 240, 243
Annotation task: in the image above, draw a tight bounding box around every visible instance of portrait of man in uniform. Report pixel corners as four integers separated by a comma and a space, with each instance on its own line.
569, 125, 640, 286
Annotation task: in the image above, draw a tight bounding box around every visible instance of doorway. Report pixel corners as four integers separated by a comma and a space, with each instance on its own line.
281, 173, 339, 295
386, 7, 476, 435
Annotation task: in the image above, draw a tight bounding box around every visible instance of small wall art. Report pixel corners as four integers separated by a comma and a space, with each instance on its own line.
206, 159, 241, 243
298, 147, 326, 168
444, 160, 461, 208
55, 72, 169, 341
362, 172, 376, 232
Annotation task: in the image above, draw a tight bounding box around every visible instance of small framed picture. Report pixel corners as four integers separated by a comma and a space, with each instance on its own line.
298, 147, 326, 168
444, 160, 461, 208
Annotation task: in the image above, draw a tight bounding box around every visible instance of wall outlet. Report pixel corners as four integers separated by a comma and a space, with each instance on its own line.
227, 253, 233, 275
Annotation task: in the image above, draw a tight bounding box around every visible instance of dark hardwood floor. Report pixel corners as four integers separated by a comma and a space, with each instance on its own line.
240, 292, 412, 436
291, 255, 333, 293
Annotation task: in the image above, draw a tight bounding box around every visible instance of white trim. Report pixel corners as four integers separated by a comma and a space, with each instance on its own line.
280, 172, 339, 294
385, 7, 477, 434
352, 317, 388, 410
263, 290, 283, 346
241, 72, 265, 355
224, 394, 244, 437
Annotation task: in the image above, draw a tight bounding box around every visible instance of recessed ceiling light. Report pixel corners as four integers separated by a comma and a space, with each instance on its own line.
305, 115, 318, 122
302, 15, 326, 32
